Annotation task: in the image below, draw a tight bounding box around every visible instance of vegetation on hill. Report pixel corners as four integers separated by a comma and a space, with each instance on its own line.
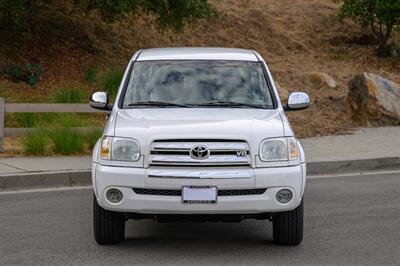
337, 0, 400, 57
0, 0, 399, 156
0, 0, 214, 31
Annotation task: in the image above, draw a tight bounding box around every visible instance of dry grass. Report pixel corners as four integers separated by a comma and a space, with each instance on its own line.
0, 0, 399, 139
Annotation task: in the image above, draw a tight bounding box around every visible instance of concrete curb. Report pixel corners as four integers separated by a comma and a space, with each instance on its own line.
307, 157, 400, 175
0, 170, 91, 191
1, 157, 399, 191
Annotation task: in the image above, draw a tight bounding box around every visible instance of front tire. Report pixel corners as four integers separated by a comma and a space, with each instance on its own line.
272, 200, 303, 245
93, 194, 125, 245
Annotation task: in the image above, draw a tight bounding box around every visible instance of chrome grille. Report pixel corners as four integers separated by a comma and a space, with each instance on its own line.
149, 139, 250, 166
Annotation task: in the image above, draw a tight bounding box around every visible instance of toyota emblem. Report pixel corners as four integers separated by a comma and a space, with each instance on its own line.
189, 145, 210, 160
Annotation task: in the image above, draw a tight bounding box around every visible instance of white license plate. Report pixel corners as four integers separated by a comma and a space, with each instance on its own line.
182, 186, 217, 204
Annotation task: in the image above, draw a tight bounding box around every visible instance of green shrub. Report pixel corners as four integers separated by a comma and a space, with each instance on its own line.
38, 113, 62, 127
2, 0, 215, 33
49, 127, 85, 155
54, 87, 85, 103
30, 113, 95, 128
15, 113, 38, 127
338, 0, 400, 56
76, 0, 215, 32
0, 62, 42, 86
0, 0, 30, 29
4, 65, 23, 81
23, 130, 48, 155
102, 68, 124, 98
62, 114, 85, 127
84, 66, 98, 83
85, 128, 103, 149
26, 62, 42, 85
40, 113, 80, 127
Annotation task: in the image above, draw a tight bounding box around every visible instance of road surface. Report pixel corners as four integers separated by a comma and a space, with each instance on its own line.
1, 171, 400, 265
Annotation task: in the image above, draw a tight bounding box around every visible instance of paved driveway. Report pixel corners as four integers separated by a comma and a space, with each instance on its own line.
1, 172, 400, 265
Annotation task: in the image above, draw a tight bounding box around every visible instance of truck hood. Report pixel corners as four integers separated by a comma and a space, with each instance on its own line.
114, 108, 285, 152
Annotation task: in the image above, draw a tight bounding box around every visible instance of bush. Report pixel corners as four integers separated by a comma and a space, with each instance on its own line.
0, 0, 30, 29
76, 0, 215, 32
49, 128, 85, 155
39, 113, 61, 127
59, 114, 82, 127
15, 113, 38, 127
1, 0, 214, 34
23, 130, 48, 155
85, 128, 103, 150
85, 66, 98, 83
102, 68, 124, 98
338, 0, 400, 56
53, 87, 85, 103
48, 115, 85, 155
26, 62, 42, 85
0, 62, 42, 85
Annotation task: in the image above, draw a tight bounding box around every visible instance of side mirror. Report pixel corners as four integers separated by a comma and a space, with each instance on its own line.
89, 91, 111, 111
284, 92, 310, 111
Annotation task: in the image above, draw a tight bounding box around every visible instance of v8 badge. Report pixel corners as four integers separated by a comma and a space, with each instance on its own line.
236, 150, 247, 157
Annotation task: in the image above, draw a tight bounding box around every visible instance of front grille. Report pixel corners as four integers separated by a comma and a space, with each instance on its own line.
219, 189, 266, 196
133, 188, 181, 196
132, 188, 267, 196
149, 139, 251, 167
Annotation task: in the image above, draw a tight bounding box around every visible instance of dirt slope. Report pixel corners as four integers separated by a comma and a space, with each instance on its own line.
1, 0, 399, 137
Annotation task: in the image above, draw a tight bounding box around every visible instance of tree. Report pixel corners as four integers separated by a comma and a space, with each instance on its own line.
0, 0, 29, 28
75, 0, 215, 32
0, 0, 215, 32
338, 0, 400, 56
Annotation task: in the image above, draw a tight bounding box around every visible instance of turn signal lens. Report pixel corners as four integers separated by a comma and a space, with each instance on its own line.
101, 136, 112, 160
288, 138, 299, 160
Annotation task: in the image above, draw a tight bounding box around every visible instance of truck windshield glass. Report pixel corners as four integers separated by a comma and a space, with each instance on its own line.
122, 61, 274, 108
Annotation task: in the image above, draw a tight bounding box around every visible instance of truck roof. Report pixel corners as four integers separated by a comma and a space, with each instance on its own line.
136, 47, 259, 62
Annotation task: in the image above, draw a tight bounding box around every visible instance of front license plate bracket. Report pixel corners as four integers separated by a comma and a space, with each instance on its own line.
182, 186, 217, 204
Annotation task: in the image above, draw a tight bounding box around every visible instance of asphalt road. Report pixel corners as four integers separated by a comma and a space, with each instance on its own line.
1, 172, 400, 265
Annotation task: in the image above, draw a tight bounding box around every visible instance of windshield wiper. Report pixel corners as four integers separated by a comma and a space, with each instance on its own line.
127, 101, 192, 108
193, 101, 270, 109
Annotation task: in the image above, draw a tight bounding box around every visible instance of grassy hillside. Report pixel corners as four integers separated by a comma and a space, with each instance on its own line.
0, 0, 399, 140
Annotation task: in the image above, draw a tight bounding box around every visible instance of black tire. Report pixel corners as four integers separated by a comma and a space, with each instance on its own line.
93, 194, 125, 245
272, 200, 303, 245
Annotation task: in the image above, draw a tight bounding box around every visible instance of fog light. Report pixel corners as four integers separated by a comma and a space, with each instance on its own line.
276, 189, 292, 203
106, 188, 123, 203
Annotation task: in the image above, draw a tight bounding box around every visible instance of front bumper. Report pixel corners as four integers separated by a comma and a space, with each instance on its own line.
92, 163, 306, 214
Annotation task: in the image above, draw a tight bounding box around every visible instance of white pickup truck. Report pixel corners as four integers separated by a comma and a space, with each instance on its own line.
90, 47, 310, 245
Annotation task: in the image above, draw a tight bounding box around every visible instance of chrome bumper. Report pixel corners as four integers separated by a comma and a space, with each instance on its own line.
92, 163, 306, 214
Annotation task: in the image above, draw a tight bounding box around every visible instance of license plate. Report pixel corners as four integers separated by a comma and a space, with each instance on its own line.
182, 186, 217, 204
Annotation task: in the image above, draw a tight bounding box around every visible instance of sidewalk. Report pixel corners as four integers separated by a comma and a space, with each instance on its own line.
301, 126, 400, 162
0, 127, 399, 189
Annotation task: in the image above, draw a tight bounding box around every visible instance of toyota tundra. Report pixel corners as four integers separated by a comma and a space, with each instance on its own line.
90, 47, 310, 245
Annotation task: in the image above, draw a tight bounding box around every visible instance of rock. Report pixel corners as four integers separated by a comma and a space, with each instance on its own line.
274, 82, 289, 101
302, 71, 337, 89
347, 73, 400, 125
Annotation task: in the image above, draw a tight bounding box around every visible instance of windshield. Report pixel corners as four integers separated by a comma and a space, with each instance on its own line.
122, 60, 274, 108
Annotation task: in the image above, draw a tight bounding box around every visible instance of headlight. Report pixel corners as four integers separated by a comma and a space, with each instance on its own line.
101, 136, 140, 161
259, 137, 299, 162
